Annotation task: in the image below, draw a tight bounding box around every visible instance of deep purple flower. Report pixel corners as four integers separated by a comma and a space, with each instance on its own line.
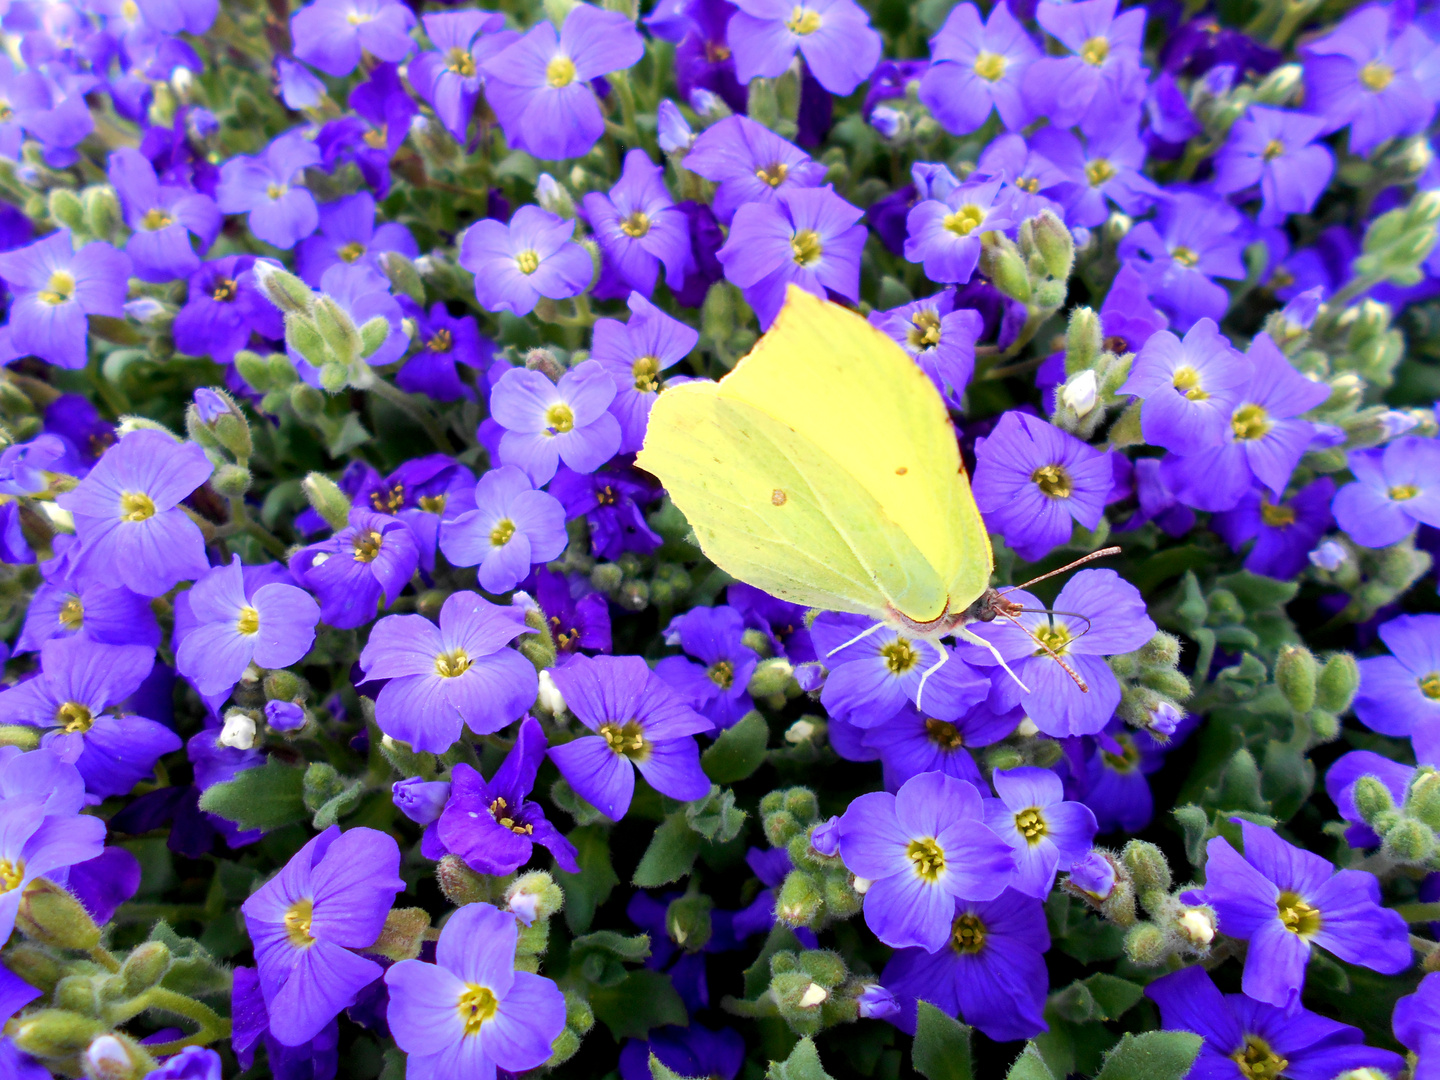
548, 464, 664, 560
393, 777, 451, 827
725, 0, 881, 95
1213, 477, 1335, 579
174, 555, 320, 698
353, 455, 476, 573
0, 229, 131, 370
654, 605, 760, 730
360, 590, 538, 752
619, 1024, 744, 1080
583, 149, 693, 298
674, 0, 747, 112
682, 115, 827, 225
592, 292, 699, 453
55, 429, 211, 597
867, 289, 983, 406
547, 654, 713, 820
1030, 122, 1162, 229
861, 699, 1016, 791
1118, 192, 1247, 331
1213, 107, 1335, 226
242, 826, 404, 1046
16, 541, 159, 653
436, 716, 579, 874
1353, 614, 1440, 741
717, 185, 866, 327
881, 889, 1048, 1042
215, 131, 321, 250
290, 0, 415, 77
107, 147, 219, 283
903, 177, 1016, 286
296, 191, 419, 287
398, 304, 493, 403
482, 4, 645, 161
983, 766, 1097, 897
1395, 972, 1440, 1078
1332, 436, 1440, 548
1027, 0, 1147, 128
385, 902, 566, 1080
967, 570, 1157, 737
1078, 722, 1168, 832
410, 11, 512, 140
1119, 317, 1250, 455
339, 63, 418, 197
173, 255, 284, 364
839, 770, 1014, 951
1196, 819, 1410, 1008
727, 581, 815, 663
972, 411, 1112, 561
440, 466, 566, 593
536, 567, 611, 654
1098, 262, 1168, 355
290, 508, 420, 630
491, 362, 622, 485
231, 966, 340, 1078
919, 2, 1039, 135
459, 205, 594, 317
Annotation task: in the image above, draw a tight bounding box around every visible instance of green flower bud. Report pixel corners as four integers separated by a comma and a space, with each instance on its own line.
1030, 209, 1074, 282
313, 296, 360, 367
119, 941, 171, 996
254, 261, 315, 315
797, 949, 847, 987
17, 880, 100, 950
1382, 817, 1435, 865
1122, 921, 1169, 967
288, 382, 325, 424
748, 657, 795, 698
54, 974, 103, 1016
379, 250, 426, 304
564, 989, 594, 1032
12, 1010, 109, 1060
515, 920, 549, 969
1406, 769, 1440, 830
775, 870, 824, 927
302, 472, 352, 532
820, 871, 862, 920
1275, 645, 1319, 714
357, 315, 392, 359
740, 628, 773, 657
1308, 709, 1340, 743
784, 787, 819, 823
263, 669, 309, 703
986, 744, 1025, 772
665, 891, 714, 952
1136, 631, 1182, 668
364, 907, 431, 963
1121, 840, 1172, 895
979, 233, 1031, 304
436, 854, 492, 906
5, 943, 64, 992
285, 312, 329, 369
546, 1027, 582, 1068
83, 186, 122, 243
267, 352, 298, 388
1033, 278, 1067, 310
1253, 63, 1302, 104
1352, 775, 1396, 823
1316, 653, 1360, 714
1138, 668, 1192, 701
48, 189, 85, 233
211, 463, 251, 499
771, 971, 827, 1035
507, 870, 565, 924
590, 562, 625, 593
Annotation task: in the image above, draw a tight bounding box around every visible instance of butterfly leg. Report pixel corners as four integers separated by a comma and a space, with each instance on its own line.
825, 621, 886, 658
912, 647, 949, 713
954, 626, 1031, 694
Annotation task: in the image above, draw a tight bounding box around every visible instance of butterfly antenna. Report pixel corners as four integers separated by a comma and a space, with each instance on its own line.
913, 648, 949, 713
1000, 546, 1123, 596
998, 613, 1090, 692
1008, 607, 1094, 637
825, 621, 886, 658
954, 626, 1030, 694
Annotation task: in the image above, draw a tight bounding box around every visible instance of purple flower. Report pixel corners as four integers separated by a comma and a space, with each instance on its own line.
230, 966, 339, 1078
881, 890, 1048, 1042
861, 700, 1017, 791
725, 0, 881, 95
1118, 192, 1247, 331
354, 455, 476, 573
385, 902, 566, 1080
1395, 972, 1440, 1076
1118, 317, 1250, 455
1148, 965, 1404, 1080
592, 292, 700, 453
1196, 819, 1410, 1009
1326, 750, 1414, 848
241, 826, 404, 1046
290, 0, 415, 77
682, 115, 827, 225
1078, 723, 1167, 832
983, 766, 1097, 897
727, 582, 815, 663
972, 411, 1112, 561
867, 289, 983, 406
410, 11, 512, 140
393, 777, 451, 826
673, 0, 747, 112
1098, 262, 1167, 355
0, 229, 131, 369
1213, 477, 1335, 580
172, 255, 284, 365
583, 149, 693, 298
975, 133, 1071, 222
536, 567, 611, 654
482, 4, 645, 162
54, 429, 212, 597
340, 63, 419, 197
717, 185, 866, 328
398, 304, 493, 403
1213, 107, 1335, 226
1353, 614, 1440, 740
174, 555, 320, 698
107, 147, 220, 283
1303, 4, 1436, 156
290, 508, 420, 630
919, 1, 1039, 135
359, 590, 539, 752
1067, 850, 1116, 901
459, 205, 594, 317
293, 264, 409, 372
903, 177, 1016, 286
654, 605, 760, 730
1332, 436, 1440, 548
547, 654, 713, 820
439, 466, 567, 593
491, 362, 621, 485
620, 1025, 744, 1080
436, 716, 579, 874
147, 1048, 222, 1080
16, 547, 159, 653
215, 131, 321, 250
548, 464, 664, 560
838, 771, 1014, 952
1030, 122, 1162, 229
967, 569, 1157, 737
0, 637, 181, 798
296, 191, 419, 287
1027, 0, 1147, 128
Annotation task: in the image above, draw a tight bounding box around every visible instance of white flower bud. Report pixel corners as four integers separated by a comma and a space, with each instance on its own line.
1177, 907, 1215, 946
538, 669, 566, 716
797, 982, 829, 1008
1015, 717, 1040, 737
219, 713, 257, 750
83, 1035, 134, 1080
1061, 369, 1099, 416
852, 876, 872, 895
1308, 540, 1348, 571
784, 719, 816, 744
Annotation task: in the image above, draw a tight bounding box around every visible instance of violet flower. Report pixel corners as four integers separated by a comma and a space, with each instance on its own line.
583, 149, 693, 298
107, 147, 220, 283
438, 466, 568, 593
0, 228, 131, 370
290, 0, 415, 77
458, 205, 594, 317
289, 508, 420, 630
215, 130, 321, 250
919, 1, 1039, 135
725, 0, 882, 96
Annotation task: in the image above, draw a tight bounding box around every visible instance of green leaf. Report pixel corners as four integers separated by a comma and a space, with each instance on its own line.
197, 761, 307, 831
766, 1037, 834, 1080
1215, 570, 1298, 612
632, 813, 702, 887
650, 1052, 701, 1080
556, 826, 618, 934
1092, 1032, 1202, 1080
685, 786, 746, 843
379, 1047, 406, 1080
1005, 1045, 1054, 1080
1260, 739, 1315, 823
912, 1002, 972, 1080
325, 412, 371, 456
588, 969, 688, 1041
702, 711, 769, 783
551, 778, 608, 827
1173, 804, 1210, 869
1080, 974, 1143, 1021
571, 931, 652, 987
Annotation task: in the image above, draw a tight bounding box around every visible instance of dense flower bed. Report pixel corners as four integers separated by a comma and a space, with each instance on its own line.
0, 0, 1438, 1075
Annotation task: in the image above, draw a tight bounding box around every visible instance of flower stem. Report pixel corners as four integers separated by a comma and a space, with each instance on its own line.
365, 377, 453, 453
115, 987, 232, 1053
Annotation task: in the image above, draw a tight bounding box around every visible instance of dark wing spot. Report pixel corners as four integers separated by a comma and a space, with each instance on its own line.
895, 466, 908, 475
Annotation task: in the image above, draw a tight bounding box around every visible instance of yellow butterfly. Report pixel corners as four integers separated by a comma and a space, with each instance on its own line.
636, 284, 1029, 694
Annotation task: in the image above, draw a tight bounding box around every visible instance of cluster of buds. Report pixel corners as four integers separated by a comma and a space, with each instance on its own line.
760, 790, 862, 933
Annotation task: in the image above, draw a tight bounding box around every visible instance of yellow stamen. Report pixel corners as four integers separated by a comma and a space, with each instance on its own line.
457, 984, 498, 1035
546, 55, 576, 87
906, 837, 946, 882
120, 492, 156, 522
284, 898, 316, 946
786, 6, 821, 34
545, 403, 575, 434
632, 356, 661, 392
490, 519, 516, 547
943, 205, 984, 236
951, 913, 985, 953
973, 51, 1005, 81
353, 529, 384, 562
791, 229, 822, 266
1032, 464, 1072, 499
435, 648, 472, 678
237, 606, 260, 635
1276, 890, 1320, 937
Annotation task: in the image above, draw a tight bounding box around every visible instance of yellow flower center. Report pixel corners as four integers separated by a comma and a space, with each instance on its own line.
881, 638, 919, 674
1419, 673, 1440, 700
490, 518, 516, 547
600, 719, 649, 760
346, 9, 374, 24
1276, 890, 1321, 937
597, 485, 617, 505
1017, 176, 1040, 193
708, 660, 734, 688
39, 270, 75, 306
427, 329, 453, 353
1360, 61, 1394, 91
515, 250, 541, 275
1081, 36, 1109, 65
435, 649, 472, 678
284, 898, 315, 946
236, 606, 260, 635
1260, 500, 1296, 527
57, 702, 93, 733
1102, 734, 1140, 772
1263, 139, 1285, 160
1085, 159, 1116, 186
211, 278, 238, 302
943, 205, 984, 236
120, 0, 137, 18
364, 126, 388, 150
1232, 1036, 1288, 1080
1231, 403, 1271, 440
973, 51, 1006, 81
371, 483, 406, 513
1172, 246, 1200, 267
418, 494, 447, 514
488, 796, 534, 835
756, 162, 789, 187
1032, 624, 1072, 657
924, 718, 963, 750
120, 492, 156, 522
791, 229, 823, 266
266, 183, 286, 200
1171, 365, 1208, 401
1032, 464, 1072, 499
620, 212, 650, 238
447, 47, 476, 76
1016, 807, 1047, 842
907, 310, 942, 349
632, 355, 661, 392
546, 55, 576, 87
0, 859, 23, 893
338, 241, 366, 263
907, 837, 946, 881
141, 208, 173, 230
59, 597, 84, 630
353, 529, 384, 562
546, 403, 575, 434
457, 984, 498, 1035
952, 913, 985, 953
786, 6, 821, 33
1389, 484, 1419, 501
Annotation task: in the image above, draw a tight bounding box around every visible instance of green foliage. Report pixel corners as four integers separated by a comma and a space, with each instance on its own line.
1092, 1032, 1203, 1080
196, 760, 307, 831
912, 1002, 973, 1080
702, 711, 770, 784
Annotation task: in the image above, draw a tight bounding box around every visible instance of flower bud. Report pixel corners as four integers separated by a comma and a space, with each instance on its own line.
665, 891, 714, 952
1176, 907, 1215, 947
302, 472, 353, 532
253, 261, 314, 315
748, 657, 795, 698
810, 816, 841, 857
1253, 62, 1302, 104
83, 185, 122, 243
1308, 540, 1347, 571
358, 315, 393, 360
657, 100, 695, 154
1352, 774, 1396, 822
233, 350, 273, 392
537, 669, 567, 716
82, 1034, 142, 1080
1407, 770, 1440, 829
436, 854, 491, 906
12, 1010, 109, 1059
979, 233, 1031, 304
119, 941, 171, 995
219, 711, 257, 749
1316, 653, 1360, 714
785, 717, 819, 743
1065, 305, 1102, 372
1275, 645, 1318, 715
16, 880, 101, 950
392, 777, 451, 826
793, 662, 826, 692
775, 870, 824, 927
211, 463, 251, 500
1122, 921, 1168, 966
285, 312, 328, 370
1030, 209, 1074, 282
1382, 817, 1436, 865
856, 983, 900, 1020
55, 974, 103, 1016
1060, 370, 1098, 417
869, 105, 905, 140
313, 295, 361, 368
378, 250, 425, 304
1121, 840, 1171, 895
6, 943, 64, 992
1066, 851, 1118, 902
48, 188, 85, 233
